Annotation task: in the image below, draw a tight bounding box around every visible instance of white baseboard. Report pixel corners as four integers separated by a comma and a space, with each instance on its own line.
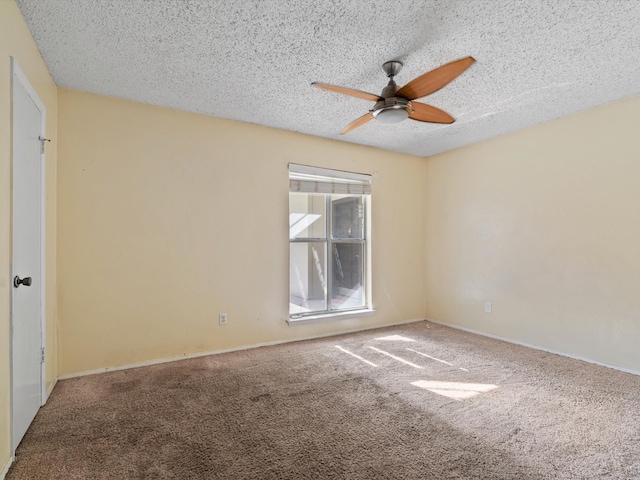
0, 455, 14, 480
44, 377, 58, 403
427, 318, 640, 377
59, 317, 426, 380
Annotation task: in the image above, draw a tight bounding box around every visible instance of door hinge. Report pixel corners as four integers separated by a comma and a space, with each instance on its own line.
41, 347, 45, 363
38, 136, 51, 154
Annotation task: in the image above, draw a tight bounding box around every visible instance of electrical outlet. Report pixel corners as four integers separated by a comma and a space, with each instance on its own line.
219, 313, 228, 325
484, 302, 492, 314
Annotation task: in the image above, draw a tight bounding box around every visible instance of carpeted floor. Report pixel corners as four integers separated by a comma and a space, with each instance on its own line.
7, 321, 640, 479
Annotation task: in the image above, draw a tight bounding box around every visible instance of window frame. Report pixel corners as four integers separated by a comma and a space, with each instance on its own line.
288, 165, 372, 322
329, 195, 367, 311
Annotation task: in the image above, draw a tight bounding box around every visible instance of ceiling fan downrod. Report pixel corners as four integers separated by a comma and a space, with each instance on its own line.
375, 60, 410, 123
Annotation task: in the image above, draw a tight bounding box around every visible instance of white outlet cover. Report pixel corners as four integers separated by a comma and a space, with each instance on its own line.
484, 302, 492, 314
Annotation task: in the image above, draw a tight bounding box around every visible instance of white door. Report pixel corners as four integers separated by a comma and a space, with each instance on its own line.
11, 60, 45, 452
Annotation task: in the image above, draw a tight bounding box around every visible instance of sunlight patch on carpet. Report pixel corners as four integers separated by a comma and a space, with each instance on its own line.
367, 346, 423, 369
334, 346, 378, 367
411, 380, 498, 400
374, 335, 416, 342
407, 348, 469, 371
407, 348, 454, 365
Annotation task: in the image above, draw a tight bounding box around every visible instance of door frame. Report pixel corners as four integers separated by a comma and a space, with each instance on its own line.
10, 57, 47, 454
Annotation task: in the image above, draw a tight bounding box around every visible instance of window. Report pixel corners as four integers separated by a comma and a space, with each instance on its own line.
289, 164, 371, 319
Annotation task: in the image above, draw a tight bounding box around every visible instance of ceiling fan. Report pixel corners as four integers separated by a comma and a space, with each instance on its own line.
312, 56, 475, 134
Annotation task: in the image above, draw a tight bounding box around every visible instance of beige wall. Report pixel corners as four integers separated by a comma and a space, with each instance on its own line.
0, 0, 58, 469
57, 89, 427, 376
425, 94, 640, 372
4, 5, 637, 471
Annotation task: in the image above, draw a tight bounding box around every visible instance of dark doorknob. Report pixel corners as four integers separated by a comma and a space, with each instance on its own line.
14, 276, 32, 288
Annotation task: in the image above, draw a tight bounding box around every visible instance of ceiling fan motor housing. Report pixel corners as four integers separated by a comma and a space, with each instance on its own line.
372, 96, 411, 124
373, 74, 411, 123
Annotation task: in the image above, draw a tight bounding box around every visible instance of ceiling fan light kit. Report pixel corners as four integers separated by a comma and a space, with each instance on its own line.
312, 56, 476, 134
372, 99, 410, 124
374, 106, 410, 124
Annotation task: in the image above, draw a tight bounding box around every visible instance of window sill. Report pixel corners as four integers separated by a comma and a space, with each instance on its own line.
288, 308, 375, 325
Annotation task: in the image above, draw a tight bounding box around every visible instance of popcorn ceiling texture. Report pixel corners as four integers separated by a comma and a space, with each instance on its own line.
15, 0, 640, 157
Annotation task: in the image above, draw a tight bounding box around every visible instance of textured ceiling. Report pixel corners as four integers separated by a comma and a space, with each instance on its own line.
15, 0, 640, 157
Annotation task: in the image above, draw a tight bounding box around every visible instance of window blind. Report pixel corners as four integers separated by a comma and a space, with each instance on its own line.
289, 163, 371, 195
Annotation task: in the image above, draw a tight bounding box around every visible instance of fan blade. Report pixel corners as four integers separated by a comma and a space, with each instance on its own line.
340, 112, 374, 135
312, 83, 382, 102
397, 56, 476, 100
409, 102, 455, 124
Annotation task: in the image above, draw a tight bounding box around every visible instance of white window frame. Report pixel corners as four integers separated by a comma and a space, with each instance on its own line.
289, 164, 373, 323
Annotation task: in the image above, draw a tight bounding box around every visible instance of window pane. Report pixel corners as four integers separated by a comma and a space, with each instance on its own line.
289, 193, 326, 239
290, 242, 327, 315
331, 242, 365, 310
331, 196, 364, 239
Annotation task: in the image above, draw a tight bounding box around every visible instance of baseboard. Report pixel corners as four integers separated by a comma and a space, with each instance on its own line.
427, 318, 640, 377
44, 377, 58, 403
59, 317, 427, 380
0, 455, 14, 480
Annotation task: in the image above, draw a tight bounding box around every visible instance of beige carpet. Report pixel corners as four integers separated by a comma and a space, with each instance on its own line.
8, 321, 640, 479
